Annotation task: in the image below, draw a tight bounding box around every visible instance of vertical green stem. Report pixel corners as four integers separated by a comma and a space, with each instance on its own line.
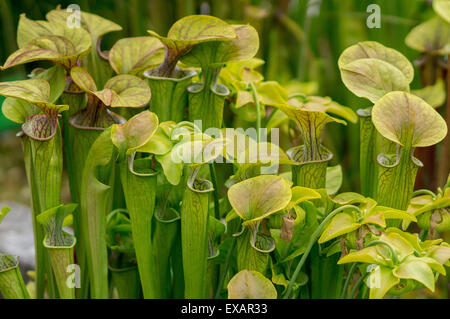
437, 56, 450, 186
358, 108, 378, 197
214, 237, 237, 299
287, 130, 333, 189
291, 160, 330, 189
80, 129, 116, 299
250, 82, 261, 142
283, 205, 361, 299
350, 273, 370, 299
340, 263, 357, 299
22, 125, 64, 298
21, 137, 46, 298
145, 70, 195, 122
61, 87, 92, 299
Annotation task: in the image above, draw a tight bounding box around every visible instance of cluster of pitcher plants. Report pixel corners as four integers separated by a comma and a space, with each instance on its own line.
0, 4, 449, 299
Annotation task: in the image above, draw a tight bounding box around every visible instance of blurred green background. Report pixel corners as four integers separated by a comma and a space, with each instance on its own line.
0, 0, 448, 299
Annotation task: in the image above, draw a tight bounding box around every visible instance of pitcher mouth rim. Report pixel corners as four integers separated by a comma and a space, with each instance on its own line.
143, 68, 197, 82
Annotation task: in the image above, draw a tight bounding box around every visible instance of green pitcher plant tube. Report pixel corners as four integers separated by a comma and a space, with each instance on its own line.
37, 204, 78, 299
68, 64, 148, 167
60, 83, 90, 298
141, 121, 189, 298
152, 206, 182, 298
176, 132, 228, 298
80, 127, 117, 298
144, 69, 196, 123
0, 10, 124, 298
41, 12, 125, 243
13, 9, 122, 224
182, 24, 259, 129
138, 118, 196, 290
181, 166, 214, 298
111, 115, 207, 298
338, 41, 415, 197
0, 207, 30, 299
0, 79, 68, 298
111, 110, 160, 298
372, 92, 447, 212
357, 108, 378, 198
23, 11, 124, 277
356, 107, 397, 199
